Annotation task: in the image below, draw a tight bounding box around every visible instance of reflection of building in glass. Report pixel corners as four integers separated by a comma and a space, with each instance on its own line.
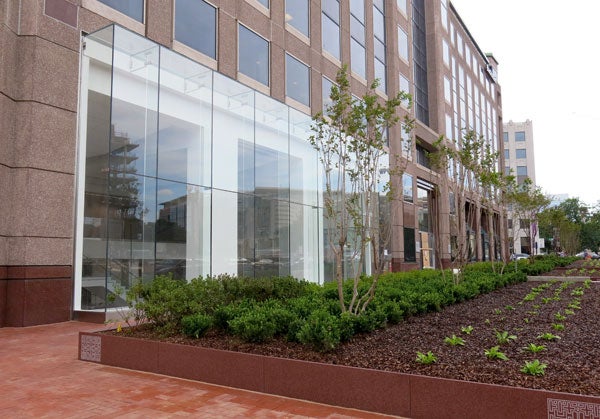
1, 0, 505, 326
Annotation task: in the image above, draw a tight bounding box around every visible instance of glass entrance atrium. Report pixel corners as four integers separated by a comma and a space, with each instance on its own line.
75, 26, 324, 311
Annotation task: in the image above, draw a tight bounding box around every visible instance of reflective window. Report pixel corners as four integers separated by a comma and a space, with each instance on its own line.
399, 73, 410, 107
444, 76, 451, 103
351, 39, 366, 78
445, 114, 452, 140
503, 131, 508, 141
515, 131, 526, 141
286, 0, 309, 36
76, 25, 332, 313
98, 0, 143, 22
322, 0, 340, 59
158, 49, 212, 186
516, 148, 527, 159
350, 0, 365, 78
373, 1, 386, 92
504, 149, 509, 160
403, 173, 413, 202
213, 73, 255, 193
398, 26, 408, 61
417, 187, 429, 232
286, 54, 310, 106
238, 25, 269, 86
441, 0, 448, 30
397, 0, 407, 15
256, 0, 269, 8
322, 76, 334, 112
517, 165, 528, 176
175, 0, 216, 58
442, 39, 449, 66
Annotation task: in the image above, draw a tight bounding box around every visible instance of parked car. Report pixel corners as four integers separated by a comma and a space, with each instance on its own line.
510, 253, 529, 261
575, 251, 600, 259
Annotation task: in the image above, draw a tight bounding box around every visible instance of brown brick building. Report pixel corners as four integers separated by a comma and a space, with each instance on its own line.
0, 0, 505, 326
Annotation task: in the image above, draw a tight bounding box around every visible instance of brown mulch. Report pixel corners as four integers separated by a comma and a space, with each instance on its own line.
118, 271, 600, 397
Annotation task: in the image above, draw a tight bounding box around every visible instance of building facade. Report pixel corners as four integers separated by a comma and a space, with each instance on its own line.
503, 120, 539, 255
0, 0, 504, 326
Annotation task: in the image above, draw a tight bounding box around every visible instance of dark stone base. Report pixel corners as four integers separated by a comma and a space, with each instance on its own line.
0, 266, 72, 327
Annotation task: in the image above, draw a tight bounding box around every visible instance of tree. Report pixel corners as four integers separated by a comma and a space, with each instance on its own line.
505, 178, 551, 259
430, 130, 505, 270
538, 207, 580, 254
310, 65, 412, 315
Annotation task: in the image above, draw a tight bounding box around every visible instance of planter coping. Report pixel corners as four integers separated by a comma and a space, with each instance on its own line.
79, 330, 600, 418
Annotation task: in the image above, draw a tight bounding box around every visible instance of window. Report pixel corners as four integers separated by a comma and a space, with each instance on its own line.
504, 166, 510, 175
416, 144, 430, 168
504, 149, 509, 160
349, 0, 365, 78
507, 219, 513, 229
404, 227, 416, 262
515, 131, 526, 141
444, 76, 451, 103
286, 0, 309, 37
322, 76, 334, 112
286, 54, 310, 106
412, 0, 429, 125
517, 166, 527, 176
238, 25, 269, 86
322, 0, 340, 59
398, 27, 409, 61
440, 0, 448, 30
397, 0, 407, 14
399, 74, 410, 107
503, 131, 508, 141
175, 0, 216, 58
403, 173, 413, 202
449, 191, 455, 215
98, 0, 143, 21
373, 0, 386, 91
442, 39, 449, 66
256, 0, 269, 8
445, 114, 452, 140
516, 148, 527, 159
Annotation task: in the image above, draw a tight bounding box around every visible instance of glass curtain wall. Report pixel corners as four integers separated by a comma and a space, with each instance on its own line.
75, 25, 324, 311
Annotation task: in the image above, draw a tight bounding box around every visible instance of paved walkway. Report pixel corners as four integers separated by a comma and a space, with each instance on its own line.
0, 321, 399, 418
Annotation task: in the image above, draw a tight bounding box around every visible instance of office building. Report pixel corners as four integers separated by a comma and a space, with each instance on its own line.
503, 120, 539, 254
0, 0, 504, 326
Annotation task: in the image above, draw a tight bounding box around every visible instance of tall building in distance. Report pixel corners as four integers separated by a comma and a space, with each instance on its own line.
0, 0, 504, 326
503, 120, 539, 254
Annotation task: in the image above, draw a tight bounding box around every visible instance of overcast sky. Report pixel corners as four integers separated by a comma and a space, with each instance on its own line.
449, 0, 600, 207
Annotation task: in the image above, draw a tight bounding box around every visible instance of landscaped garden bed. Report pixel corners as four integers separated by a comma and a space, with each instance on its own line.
80, 256, 600, 417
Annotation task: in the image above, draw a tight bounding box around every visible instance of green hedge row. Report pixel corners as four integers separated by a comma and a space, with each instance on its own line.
127, 261, 541, 351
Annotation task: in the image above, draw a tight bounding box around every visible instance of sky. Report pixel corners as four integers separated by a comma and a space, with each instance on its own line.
449, 0, 600, 207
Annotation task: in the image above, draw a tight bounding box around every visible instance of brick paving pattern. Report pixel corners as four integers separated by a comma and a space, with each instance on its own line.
0, 322, 399, 418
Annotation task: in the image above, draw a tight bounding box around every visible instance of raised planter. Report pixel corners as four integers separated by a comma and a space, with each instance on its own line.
79, 331, 600, 418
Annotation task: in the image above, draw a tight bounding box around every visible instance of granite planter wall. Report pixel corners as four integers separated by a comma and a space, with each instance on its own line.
79, 331, 600, 418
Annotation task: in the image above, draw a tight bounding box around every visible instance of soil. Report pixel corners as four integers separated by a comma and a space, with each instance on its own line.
118, 262, 600, 397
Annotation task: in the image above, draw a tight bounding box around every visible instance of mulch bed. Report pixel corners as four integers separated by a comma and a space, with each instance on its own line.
118, 268, 600, 397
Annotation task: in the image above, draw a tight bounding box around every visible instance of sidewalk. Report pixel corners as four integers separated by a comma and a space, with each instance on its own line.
0, 321, 399, 418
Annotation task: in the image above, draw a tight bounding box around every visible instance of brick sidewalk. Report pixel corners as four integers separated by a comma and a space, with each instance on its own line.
0, 321, 399, 418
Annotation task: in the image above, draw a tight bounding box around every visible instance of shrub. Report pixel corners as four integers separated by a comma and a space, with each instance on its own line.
297, 310, 341, 352
181, 313, 212, 338
229, 309, 277, 343
132, 275, 193, 331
